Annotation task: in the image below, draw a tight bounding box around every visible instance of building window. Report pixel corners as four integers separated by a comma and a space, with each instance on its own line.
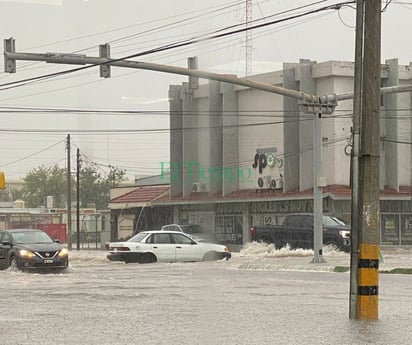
381, 214, 399, 245
401, 215, 412, 245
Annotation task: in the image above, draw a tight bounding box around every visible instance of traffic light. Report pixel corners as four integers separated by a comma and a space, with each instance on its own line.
0, 172, 5, 189
99, 43, 111, 78
4, 38, 16, 73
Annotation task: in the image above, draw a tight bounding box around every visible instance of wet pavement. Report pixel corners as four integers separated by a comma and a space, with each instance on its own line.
1, 244, 411, 345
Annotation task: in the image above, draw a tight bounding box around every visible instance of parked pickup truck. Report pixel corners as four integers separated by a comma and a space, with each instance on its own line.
249, 213, 351, 252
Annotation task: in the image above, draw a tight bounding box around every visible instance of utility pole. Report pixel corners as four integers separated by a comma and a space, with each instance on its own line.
66, 134, 72, 250
312, 110, 325, 263
349, 0, 364, 320
350, 0, 381, 320
76, 148, 81, 251
301, 96, 336, 264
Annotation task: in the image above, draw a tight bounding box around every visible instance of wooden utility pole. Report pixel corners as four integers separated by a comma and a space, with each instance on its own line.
66, 134, 72, 250
350, 0, 381, 320
76, 148, 81, 251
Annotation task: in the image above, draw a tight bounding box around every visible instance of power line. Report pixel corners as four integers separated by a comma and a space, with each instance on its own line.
0, 104, 357, 116
78, 134, 354, 175
0, 1, 244, 76
0, 139, 65, 168
0, 118, 313, 134
24, 1, 244, 52
0, 8, 337, 101
0, 1, 356, 92
0, 4, 357, 104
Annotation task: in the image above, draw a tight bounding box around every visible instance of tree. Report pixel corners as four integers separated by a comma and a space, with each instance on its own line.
19, 163, 126, 210
22, 165, 68, 208
80, 163, 126, 210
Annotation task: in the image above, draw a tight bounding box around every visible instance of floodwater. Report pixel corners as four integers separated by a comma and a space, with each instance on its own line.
1, 245, 411, 345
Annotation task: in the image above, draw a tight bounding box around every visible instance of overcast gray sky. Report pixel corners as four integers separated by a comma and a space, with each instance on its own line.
0, 0, 410, 181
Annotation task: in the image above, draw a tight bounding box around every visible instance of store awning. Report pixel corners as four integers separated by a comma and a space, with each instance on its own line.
108, 185, 170, 210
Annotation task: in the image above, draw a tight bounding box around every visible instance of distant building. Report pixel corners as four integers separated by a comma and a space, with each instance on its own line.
0, 177, 24, 202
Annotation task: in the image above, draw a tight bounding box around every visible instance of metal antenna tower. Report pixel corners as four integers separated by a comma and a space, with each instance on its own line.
245, 0, 253, 76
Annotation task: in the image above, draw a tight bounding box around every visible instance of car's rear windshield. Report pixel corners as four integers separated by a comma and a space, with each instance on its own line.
11, 231, 53, 244
127, 232, 148, 243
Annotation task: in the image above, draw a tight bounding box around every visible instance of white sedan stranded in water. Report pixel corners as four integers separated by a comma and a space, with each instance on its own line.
106, 230, 231, 264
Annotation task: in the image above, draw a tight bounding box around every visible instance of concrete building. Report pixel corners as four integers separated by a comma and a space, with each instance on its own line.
109, 59, 411, 248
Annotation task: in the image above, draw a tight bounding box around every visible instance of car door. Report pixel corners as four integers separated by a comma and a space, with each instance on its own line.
172, 233, 203, 262
302, 216, 314, 249
0, 231, 5, 268
284, 215, 301, 248
0, 231, 10, 269
148, 233, 176, 262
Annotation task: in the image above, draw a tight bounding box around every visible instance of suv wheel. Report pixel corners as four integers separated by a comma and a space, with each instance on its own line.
324, 240, 341, 251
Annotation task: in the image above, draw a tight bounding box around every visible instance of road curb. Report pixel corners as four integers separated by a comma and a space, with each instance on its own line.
333, 266, 412, 274
235, 263, 412, 274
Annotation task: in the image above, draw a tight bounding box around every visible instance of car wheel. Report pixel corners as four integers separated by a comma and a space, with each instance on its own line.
124, 257, 134, 264
60, 261, 69, 273
139, 253, 157, 264
203, 251, 219, 261
9, 256, 18, 270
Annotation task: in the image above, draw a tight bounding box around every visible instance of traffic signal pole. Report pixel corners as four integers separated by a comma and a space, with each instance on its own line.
3, 39, 318, 104
301, 97, 336, 264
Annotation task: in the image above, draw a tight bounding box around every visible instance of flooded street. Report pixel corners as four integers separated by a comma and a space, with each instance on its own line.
1, 249, 411, 345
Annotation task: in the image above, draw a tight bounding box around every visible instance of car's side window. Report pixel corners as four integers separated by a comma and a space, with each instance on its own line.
2, 232, 10, 243
172, 234, 194, 245
0, 231, 3, 242
305, 217, 314, 229
152, 233, 172, 244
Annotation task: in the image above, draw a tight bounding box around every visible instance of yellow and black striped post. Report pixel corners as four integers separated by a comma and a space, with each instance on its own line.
357, 243, 379, 319
0, 171, 5, 189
